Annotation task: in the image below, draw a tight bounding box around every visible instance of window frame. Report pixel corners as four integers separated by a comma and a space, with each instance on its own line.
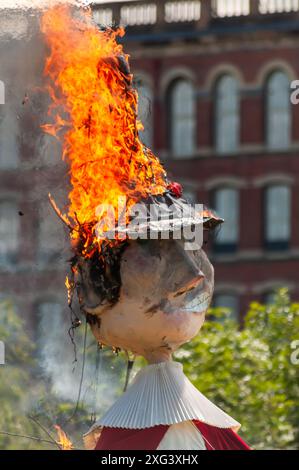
168, 77, 196, 159
265, 70, 291, 151
264, 184, 291, 251
212, 186, 239, 253
213, 292, 240, 321
135, 78, 154, 149
214, 73, 240, 155
0, 199, 20, 265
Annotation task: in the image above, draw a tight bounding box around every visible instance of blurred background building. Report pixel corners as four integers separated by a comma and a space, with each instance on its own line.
92, 0, 299, 319
1, 0, 299, 325
0, 8, 69, 349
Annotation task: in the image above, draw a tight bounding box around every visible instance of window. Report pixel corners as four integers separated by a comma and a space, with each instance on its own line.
215, 74, 239, 154
169, 79, 196, 158
121, 4, 157, 26
0, 200, 19, 264
265, 185, 291, 249
214, 294, 239, 320
0, 109, 18, 169
263, 291, 276, 305
0, 80, 4, 104
259, 0, 299, 14
93, 8, 113, 26
40, 134, 62, 166
266, 71, 291, 151
136, 81, 153, 148
165, 1, 201, 22
213, 188, 239, 251
213, 0, 250, 17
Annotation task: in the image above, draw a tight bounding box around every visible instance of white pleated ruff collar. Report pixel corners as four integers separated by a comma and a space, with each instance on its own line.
85, 360, 240, 445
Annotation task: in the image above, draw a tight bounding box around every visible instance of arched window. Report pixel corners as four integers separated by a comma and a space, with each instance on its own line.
213, 187, 239, 251
169, 78, 196, 158
136, 81, 153, 148
266, 71, 291, 150
0, 109, 18, 169
0, 80, 4, 105
0, 200, 19, 263
265, 185, 291, 249
214, 293, 239, 321
215, 74, 239, 154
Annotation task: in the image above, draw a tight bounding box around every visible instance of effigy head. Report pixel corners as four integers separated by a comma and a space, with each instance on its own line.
76, 194, 219, 363
40, 9, 221, 364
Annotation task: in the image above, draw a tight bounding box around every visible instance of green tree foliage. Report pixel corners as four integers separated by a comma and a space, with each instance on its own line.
0, 300, 125, 449
1, 290, 298, 450
177, 289, 299, 449
0, 300, 47, 449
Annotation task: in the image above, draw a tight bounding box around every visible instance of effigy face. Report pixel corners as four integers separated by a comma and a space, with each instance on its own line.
79, 239, 214, 363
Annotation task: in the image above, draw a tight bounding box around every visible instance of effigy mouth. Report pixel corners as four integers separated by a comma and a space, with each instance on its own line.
180, 289, 213, 314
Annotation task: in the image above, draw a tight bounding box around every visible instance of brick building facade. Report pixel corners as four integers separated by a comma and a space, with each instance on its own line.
93, 0, 299, 318
0, 1, 299, 328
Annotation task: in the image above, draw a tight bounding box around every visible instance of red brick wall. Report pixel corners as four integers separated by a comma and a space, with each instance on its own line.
129, 41, 299, 319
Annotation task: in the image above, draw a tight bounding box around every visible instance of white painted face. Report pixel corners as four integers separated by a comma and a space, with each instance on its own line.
79, 239, 214, 363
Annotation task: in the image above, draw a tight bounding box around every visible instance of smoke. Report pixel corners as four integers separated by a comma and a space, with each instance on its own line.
37, 305, 123, 413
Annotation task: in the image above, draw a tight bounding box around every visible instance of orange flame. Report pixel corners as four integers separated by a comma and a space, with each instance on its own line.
54, 425, 73, 451
41, 6, 167, 252
65, 275, 73, 305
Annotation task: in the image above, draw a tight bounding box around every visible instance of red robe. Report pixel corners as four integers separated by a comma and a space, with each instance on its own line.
85, 362, 251, 451
95, 421, 250, 450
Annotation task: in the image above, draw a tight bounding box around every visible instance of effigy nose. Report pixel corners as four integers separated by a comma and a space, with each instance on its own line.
164, 241, 205, 297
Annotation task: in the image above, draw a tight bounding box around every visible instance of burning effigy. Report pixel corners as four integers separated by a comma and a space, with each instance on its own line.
41, 5, 250, 450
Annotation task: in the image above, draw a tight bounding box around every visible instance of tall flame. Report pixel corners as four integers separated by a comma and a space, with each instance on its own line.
54, 425, 73, 451
41, 6, 167, 252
